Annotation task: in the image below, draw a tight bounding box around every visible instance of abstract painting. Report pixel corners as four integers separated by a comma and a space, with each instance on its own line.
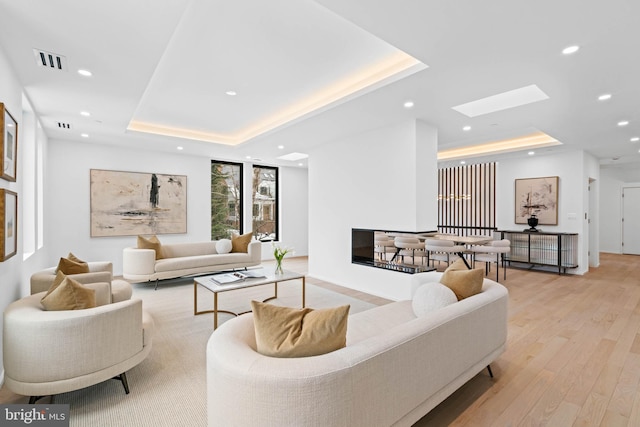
0, 188, 17, 261
90, 169, 187, 237
515, 176, 559, 225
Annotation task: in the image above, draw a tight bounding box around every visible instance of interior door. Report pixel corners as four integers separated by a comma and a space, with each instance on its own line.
622, 187, 640, 255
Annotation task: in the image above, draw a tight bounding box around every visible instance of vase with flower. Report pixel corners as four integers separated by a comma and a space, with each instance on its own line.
272, 243, 293, 275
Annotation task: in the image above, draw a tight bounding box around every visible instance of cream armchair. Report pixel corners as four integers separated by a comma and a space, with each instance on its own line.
3, 289, 154, 403
30, 261, 132, 303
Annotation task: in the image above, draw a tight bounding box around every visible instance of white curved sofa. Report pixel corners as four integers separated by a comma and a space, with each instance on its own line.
206, 272, 508, 427
123, 240, 262, 286
3, 291, 153, 401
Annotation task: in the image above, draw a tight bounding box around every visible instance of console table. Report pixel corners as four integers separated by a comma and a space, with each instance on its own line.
497, 230, 578, 274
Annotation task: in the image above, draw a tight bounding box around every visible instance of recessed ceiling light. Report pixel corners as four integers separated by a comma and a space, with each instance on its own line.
528, 151, 535, 155
81, 133, 89, 138
298, 163, 303, 166
618, 120, 629, 126
278, 145, 284, 149
245, 155, 251, 159
225, 90, 237, 96
631, 137, 639, 142
463, 125, 471, 131
77, 69, 92, 77
598, 94, 612, 101
562, 45, 580, 55
403, 100, 414, 109
460, 160, 466, 165
80, 111, 91, 117
452, 85, 549, 118
177, 146, 184, 150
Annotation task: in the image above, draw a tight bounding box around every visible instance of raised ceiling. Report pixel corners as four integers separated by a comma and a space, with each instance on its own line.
0, 0, 638, 169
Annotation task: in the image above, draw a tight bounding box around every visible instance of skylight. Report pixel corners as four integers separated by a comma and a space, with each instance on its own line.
452, 84, 550, 118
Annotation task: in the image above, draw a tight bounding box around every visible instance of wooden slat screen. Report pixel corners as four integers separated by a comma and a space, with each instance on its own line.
438, 162, 496, 236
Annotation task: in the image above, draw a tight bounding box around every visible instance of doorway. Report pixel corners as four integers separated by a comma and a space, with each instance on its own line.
622, 186, 640, 255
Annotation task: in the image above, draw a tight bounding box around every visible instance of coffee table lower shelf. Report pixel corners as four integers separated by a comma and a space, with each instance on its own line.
193, 270, 306, 329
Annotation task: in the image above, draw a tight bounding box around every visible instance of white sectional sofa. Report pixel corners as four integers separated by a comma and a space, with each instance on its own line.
206, 271, 508, 426
123, 240, 262, 286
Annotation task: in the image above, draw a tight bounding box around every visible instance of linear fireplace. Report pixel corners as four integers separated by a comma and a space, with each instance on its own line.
351, 228, 437, 274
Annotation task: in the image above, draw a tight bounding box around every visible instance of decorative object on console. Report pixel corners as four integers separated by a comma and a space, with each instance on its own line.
251, 300, 349, 358
515, 176, 558, 226
526, 214, 539, 232
0, 103, 18, 182
90, 169, 187, 237
272, 242, 293, 275
0, 188, 17, 261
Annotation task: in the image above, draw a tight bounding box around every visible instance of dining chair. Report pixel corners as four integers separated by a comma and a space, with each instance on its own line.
424, 239, 465, 269
470, 239, 511, 281
394, 236, 426, 265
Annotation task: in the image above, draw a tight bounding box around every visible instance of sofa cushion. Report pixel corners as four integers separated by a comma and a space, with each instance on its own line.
412, 282, 458, 317
154, 253, 251, 272
231, 232, 253, 253
216, 239, 232, 254
57, 252, 90, 275
41, 273, 97, 311
251, 300, 350, 358
440, 259, 484, 300
137, 235, 164, 260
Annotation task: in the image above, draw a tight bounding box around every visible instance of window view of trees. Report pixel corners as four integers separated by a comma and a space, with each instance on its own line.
252, 165, 278, 242
211, 161, 242, 240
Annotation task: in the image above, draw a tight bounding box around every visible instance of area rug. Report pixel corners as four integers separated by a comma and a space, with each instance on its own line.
46, 277, 376, 427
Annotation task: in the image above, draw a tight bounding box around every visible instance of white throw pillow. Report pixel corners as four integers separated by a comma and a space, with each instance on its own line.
216, 239, 233, 254
412, 282, 458, 317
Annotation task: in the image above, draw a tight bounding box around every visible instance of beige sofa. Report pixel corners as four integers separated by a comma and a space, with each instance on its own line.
3, 286, 153, 402
206, 272, 508, 426
123, 240, 262, 287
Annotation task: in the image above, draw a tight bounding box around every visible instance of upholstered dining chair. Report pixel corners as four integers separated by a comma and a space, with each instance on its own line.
374, 234, 396, 261
394, 236, 426, 265
470, 239, 511, 281
424, 239, 466, 269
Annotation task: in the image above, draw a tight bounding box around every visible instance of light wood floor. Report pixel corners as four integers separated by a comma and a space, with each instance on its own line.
299, 253, 640, 427
4, 254, 640, 426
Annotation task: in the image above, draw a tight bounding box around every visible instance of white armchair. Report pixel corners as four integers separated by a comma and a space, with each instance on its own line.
2, 291, 154, 403
30, 261, 132, 303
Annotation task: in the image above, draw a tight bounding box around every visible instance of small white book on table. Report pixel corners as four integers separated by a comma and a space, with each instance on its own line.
210, 268, 266, 284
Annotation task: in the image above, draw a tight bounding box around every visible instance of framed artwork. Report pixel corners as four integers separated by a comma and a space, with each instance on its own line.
515, 176, 559, 225
1, 103, 18, 182
0, 189, 17, 261
90, 169, 187, 237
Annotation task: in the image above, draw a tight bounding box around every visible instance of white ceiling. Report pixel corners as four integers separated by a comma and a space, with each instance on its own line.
0, 0, 638, 170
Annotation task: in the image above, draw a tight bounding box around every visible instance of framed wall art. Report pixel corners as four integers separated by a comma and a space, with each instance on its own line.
1, 103, 18, 182
0, 188, 17, 261
90, 169, 187, 237
515, 176, 559, 225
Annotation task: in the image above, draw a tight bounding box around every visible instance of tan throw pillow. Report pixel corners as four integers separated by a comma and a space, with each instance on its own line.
440, 259, 484, 300
231, 232, 253, 253
57, 252, 90, 275
251, 300, 350, 358
137, 235, 164, 259
41, 274, 97, 311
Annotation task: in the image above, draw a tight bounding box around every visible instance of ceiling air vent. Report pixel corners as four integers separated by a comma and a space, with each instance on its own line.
57, 122, 72, 129
33, 49, 68, 71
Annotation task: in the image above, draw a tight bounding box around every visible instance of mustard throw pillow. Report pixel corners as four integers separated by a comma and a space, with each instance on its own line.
251, 300, 350, 358
57, 252, 90, 275
440, 259, 484, 300
137, 235, 164, 259
41, 274, 97, 311
231, 232, 253, 253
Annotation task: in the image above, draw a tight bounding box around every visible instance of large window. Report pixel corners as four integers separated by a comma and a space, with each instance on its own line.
211, 161, 243, 240
252, 165, 278, 241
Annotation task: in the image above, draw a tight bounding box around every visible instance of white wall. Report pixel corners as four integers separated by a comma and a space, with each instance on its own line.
495, 149, 596, 274
47, 139, 309, 274
308, 119, 438, 301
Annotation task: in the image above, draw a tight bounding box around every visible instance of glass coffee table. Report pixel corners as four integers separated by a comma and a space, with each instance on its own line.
194, 268, 306, 329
